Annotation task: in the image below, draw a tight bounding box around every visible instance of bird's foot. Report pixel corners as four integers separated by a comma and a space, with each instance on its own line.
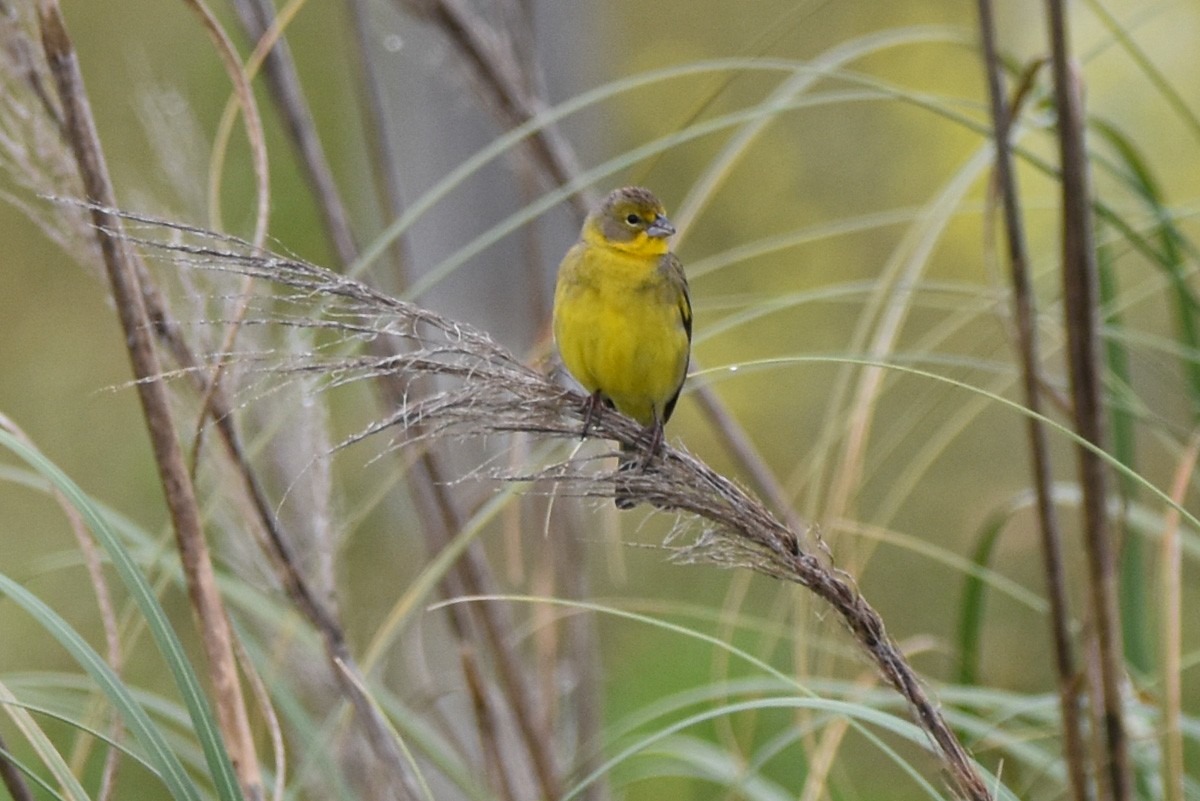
614, 423, 667, 510
637, 421, 665, 470
579, 390, 604, 439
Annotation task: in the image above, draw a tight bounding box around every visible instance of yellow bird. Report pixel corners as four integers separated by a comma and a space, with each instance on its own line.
553, 186, 692, 508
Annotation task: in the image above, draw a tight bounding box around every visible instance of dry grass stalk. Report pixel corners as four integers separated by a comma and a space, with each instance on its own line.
223, 4, 565, 795
975, 3, 1090, 800
230, 0, 357, 267
36, 4, 263, 800
122, 215, 997, 801
4, 3, 430, 793
1044, 2, 1130, 800
391, 0, 593, 217
1159, 431, 1199, 801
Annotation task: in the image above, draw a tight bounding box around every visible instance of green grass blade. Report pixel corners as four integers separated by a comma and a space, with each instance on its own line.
0, 430, 242, 801
1, 695, 166, 776
956, 505, 1013, 686
0, 743, 70, 801
1090, 118, 1200, 680
0, 680, 90, 801
1097, 223, 1152, 677
1091, 118, 1200, 414
0, 573, 199, 801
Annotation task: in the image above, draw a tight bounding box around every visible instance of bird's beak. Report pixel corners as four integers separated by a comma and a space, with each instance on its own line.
646, 214, 676, 238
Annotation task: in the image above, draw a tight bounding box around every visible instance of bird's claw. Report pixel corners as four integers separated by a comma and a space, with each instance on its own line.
580, 391, 603, 439
637, 421, 664, 470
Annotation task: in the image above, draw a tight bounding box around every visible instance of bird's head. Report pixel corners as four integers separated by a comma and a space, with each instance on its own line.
583, 186, 675, 256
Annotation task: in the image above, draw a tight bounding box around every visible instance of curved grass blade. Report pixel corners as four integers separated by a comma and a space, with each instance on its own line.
956, 505, 1014, 686
0, 573, 200, 801
0, 695, 164, 777
0, 680, 89, 801
1097, 219, 1151, 677
0, 743, 68, 801
0, 430, 242, 801
1091, 118, 1200, 413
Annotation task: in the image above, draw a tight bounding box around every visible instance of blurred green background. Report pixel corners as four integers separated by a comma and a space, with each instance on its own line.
2, 0, 1199, 798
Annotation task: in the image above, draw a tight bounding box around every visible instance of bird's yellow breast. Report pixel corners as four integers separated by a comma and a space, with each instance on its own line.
553, 241, 689, 426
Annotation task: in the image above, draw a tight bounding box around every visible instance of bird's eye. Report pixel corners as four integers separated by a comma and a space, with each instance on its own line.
625, 213, 641, 225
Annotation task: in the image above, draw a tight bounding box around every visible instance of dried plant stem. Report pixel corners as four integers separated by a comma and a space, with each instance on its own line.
346, 0, 413, 288
1159, 430, 1199, 801
399, 439, 564, 801
460, 646, 518, 801
229, 4, 565, 794
806, 569, 991, 801
167, 0, 471, 789
183, 0, 269, 241
180, 0, 273, 481
42, 76, 426, 801
975, 5, 1090, 801
36, 5, 263, 801
0, 0, 63, 134
131, 229, 995, 801
237, 4, 576, 796
232, 636, 287, 801
395, 0, 593, 216
1044, 3, 1129, 800
230, 0, 357, 267
191, 295, 429, 796
131, 279, 417, 801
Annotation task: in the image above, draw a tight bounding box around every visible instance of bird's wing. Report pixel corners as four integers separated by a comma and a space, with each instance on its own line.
660, 252, 692, 345
658, 252, 691, 425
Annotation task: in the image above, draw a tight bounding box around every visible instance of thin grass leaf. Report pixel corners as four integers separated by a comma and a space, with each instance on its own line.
349, 30, 966, 279
1091, 119, 1200, 690
0, 680, 89, 801
1091, 118, 1200, 414
1097, 222, 1152, 677
0, 430, 242, 801
402, 87, 891, 300
360, 471, 534, 673
0, 745, 68, 801
708, 354, 1200, 533
674, 25, 970, 235
1082, 0, 1200, 145
0, 573, 199, 801
435, 596, 1017, 800
956, 505, 1014, 686
0, 696, 163, 776
619, 734, 795, 801
566, 696, 1019, 801
372, 690, 496, 801
227, 624, 363, 801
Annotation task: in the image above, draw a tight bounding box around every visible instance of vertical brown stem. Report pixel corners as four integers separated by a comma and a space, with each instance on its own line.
1159, 432, 1199, 801
230, 0, 357, 266
234, 2, 562, 792
395, 0, 593, 217
1044, 3, 1130, 800
975, 5, 1091, 801
37, 4, 263, 799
